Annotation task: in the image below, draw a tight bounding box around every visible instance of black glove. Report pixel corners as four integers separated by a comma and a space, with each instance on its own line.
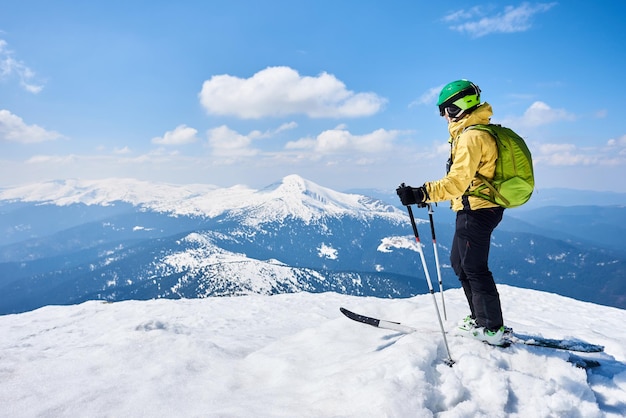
396, 184, 428, 206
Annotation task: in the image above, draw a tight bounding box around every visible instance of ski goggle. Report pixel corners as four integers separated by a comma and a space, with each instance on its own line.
440, 105, 462, 118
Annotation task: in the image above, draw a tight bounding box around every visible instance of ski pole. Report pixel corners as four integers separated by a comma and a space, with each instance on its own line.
427, 203, 447, 320
404, 200, 454, 366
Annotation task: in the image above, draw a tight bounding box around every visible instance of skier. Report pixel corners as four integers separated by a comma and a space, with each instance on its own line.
396, 79, 506, 345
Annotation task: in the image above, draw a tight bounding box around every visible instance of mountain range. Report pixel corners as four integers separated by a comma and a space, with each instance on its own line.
1, 174, 624, 314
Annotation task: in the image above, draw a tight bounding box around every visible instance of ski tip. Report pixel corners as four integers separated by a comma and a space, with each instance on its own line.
444, 358, 455, 367
340, 307, 361, 318
339, 307, 360, 320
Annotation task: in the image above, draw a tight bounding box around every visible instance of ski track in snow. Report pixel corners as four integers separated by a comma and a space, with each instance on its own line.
1, 285, 625, 417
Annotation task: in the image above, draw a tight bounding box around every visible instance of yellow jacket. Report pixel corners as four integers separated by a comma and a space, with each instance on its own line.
424, 103, 500, 212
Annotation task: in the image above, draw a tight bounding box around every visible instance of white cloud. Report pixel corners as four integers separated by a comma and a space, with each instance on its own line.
522, 101, 575, 126
534, 143, 595, 166
504, 101, 576, 128
203, 122, 301, 161
206, 125, 259, 158
248, 122, 299, 140
26, 154, 77, 164
152, 124, 199, 145
0, 109, 63, 143
410, 85, 444, 108
444, 3, 557, 38
285, 126, 400, 155
442, 7, 483, 23
198, 66, 386, 119
114, 146, 132, 155
275, 121, 298, 134
607, 134, 626, 148
0, 39, 44, 93
532, 135, 626, 167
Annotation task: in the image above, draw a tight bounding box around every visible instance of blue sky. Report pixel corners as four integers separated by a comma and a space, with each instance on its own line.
1, 1, 625, 193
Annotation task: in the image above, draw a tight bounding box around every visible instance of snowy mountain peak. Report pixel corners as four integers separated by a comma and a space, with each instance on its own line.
237, 174, 404, 225
268, 174, 312, 193
262, 174, 348, 202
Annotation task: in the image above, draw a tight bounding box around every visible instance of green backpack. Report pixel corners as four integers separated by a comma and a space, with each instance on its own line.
464, 124, 534, 208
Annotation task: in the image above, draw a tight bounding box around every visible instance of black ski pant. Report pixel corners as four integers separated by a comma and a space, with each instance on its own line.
450, 207, 505, 331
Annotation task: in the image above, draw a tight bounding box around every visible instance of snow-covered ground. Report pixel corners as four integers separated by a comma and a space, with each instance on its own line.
2, 285, 625, 417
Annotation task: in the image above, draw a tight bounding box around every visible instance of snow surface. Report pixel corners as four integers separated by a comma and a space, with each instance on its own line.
2, 285, 625, 417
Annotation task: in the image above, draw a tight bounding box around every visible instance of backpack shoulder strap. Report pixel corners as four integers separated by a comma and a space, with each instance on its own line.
463, 123, 496, 135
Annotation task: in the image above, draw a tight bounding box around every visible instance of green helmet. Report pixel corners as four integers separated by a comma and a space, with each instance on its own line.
437, 79, 481, 117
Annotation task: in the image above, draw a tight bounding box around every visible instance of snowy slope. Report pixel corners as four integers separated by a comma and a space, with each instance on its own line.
1, 285, 625, 417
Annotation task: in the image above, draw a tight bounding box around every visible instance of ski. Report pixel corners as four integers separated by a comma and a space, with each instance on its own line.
339, 307, 421, 334
505, 333, 604, 353
339, 307, 604, 353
